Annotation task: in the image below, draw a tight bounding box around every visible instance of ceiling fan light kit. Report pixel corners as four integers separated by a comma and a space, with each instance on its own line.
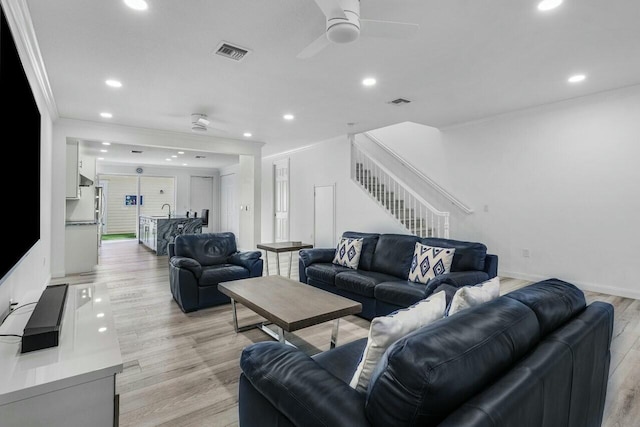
298, 0, 419, 59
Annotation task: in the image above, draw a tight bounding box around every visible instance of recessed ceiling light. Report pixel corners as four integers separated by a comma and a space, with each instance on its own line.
172, 155, 177, 158
165, 158, 171, 161
105, 79, 122, 88
98, 327, 107, 333
124, 0, 148, 11
182, 163, 188, 166
96, 313, 105, 318
243, 132, 252, 137
100, 112, 113, 119
568, 74, 586, 83
362, 77, 377, 87
537, 0, 563, 11
283, 114, 294, 120
100, 149, 108, 153
98, 157, 104, 161
102, 142, 111, 145
178, 151, 184, 154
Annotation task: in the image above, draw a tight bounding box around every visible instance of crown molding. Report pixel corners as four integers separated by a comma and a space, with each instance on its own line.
1, 0, 59, 119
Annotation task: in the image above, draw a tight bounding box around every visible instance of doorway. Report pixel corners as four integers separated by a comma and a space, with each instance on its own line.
273, 158, 290, 242
314, 184, 336, 248
190, 176, 214, 232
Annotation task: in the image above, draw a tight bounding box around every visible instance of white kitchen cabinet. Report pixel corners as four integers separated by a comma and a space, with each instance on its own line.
66, 141, 80, 199
65, 222, 98, 274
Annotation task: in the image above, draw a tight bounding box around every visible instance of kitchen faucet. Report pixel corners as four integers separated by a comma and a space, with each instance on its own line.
161, 203, 171, 218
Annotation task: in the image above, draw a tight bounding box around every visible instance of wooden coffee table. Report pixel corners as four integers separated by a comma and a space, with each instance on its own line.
218, 276, 362, 348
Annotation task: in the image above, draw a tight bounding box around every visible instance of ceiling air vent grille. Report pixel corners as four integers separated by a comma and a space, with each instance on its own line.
131, 150, 143, 153
214, 42, 251, 61
388, 98, 411, 105
195, 155, 206, 159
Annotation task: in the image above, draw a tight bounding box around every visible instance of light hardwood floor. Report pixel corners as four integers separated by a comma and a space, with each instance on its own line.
51, 240, 638, 426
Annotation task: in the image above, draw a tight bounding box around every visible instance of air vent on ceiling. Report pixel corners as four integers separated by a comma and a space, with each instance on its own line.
214, 42, 251, 62
388, 98, 411, 105
131, 150, 143, 153
195, 155, 206, 159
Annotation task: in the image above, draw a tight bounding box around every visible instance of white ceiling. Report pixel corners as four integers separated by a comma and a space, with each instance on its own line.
27, 0, 640, 157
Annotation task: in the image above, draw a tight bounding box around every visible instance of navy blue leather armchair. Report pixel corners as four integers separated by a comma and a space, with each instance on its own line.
169, 232, 263, 312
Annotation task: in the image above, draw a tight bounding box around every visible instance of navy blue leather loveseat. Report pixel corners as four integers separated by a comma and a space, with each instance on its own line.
168, 232, 263, 312
238, 279, 613, 427
299, 231, 498, 319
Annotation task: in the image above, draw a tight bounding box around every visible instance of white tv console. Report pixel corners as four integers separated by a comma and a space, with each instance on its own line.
0, 282, 123, 426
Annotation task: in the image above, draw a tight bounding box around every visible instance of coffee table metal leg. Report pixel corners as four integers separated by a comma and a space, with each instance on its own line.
276, 326, 285, 344
288, 251, 293, 278
276, 252, 281, 276
231, 298, 239, 333
264, 251, 270, 275
330, 318, 340, 349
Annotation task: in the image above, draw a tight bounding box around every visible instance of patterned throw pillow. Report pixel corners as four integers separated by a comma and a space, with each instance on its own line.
332, 238, 364, 269
408, 242, 455, 284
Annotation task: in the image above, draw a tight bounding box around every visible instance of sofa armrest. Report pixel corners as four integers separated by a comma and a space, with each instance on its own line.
484, 254, 498, 278
168, 242, 176, 259
299, 248, 336, 283
229, 251, 262, 270
170, 256, 202, 279
240, 342, 370, 427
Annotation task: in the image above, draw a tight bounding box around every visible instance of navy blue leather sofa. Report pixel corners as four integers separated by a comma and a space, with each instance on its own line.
299, 231, 498, 319
168, 232, 263, 312
238, 278, 613, 427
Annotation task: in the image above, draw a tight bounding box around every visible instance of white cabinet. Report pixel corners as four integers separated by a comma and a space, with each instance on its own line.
66, 141, 80, 199
65, 223, 98, 274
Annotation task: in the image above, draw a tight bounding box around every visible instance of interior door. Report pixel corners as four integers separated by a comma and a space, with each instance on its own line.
220, 173, 239, 240
190, 176, 214, 231
314, 184, 336, 248
273, 158, 290, 242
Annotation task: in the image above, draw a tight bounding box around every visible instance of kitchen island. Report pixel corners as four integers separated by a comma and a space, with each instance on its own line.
139, 215, 203, 256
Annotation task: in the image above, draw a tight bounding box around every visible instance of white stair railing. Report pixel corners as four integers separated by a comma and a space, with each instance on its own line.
351, 139, 450, 238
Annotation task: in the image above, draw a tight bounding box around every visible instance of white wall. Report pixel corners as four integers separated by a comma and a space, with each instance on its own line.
261, 136, 408, 247
367, 85, 640, 299
0, 1, 54, 311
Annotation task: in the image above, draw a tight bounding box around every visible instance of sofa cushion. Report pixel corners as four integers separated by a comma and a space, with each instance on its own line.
199, 264, 249, 287
335, 270, 399, 298
350, 291, 446, 393
365, 297, 541, 427
422, 237, 487, 272
175, 232, 237, 266
505, 278, 586, 337
333, 237, 364, 269
371, 234, 420, 279
342, 231, 380, 271
408, 243, 455, 284
374, 280, 428, 307
312, 338, 368, 383
447, 277, 501, 316
305, 263, 351, 285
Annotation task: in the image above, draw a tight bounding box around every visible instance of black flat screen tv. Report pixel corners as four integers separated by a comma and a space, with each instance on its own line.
0, 6, 42, 286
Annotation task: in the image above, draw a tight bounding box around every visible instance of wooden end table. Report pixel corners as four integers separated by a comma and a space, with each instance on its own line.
218, 276, 362, 349
256, 241, 313, 278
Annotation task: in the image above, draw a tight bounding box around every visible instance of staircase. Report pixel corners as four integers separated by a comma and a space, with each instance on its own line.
351, 139, 450, 238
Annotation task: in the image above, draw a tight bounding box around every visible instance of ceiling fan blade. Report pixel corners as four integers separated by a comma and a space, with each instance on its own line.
297, 32, 331, 59
360, 19, 419, 39
312, 0, 347, 19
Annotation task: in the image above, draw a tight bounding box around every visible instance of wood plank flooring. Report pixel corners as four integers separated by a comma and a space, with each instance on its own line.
50, 240, 639, 426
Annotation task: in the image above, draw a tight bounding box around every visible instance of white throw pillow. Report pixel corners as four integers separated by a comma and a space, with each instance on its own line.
447, 277, 501, 316
349, 291, 447, 393
332, 237, 363, 269
408, 242, 455, 284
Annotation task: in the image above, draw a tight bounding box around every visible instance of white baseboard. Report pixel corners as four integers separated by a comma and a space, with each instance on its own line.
500, 270, 640, 300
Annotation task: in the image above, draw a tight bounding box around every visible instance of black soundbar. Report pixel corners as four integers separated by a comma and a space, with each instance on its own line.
21, 283, 68, 353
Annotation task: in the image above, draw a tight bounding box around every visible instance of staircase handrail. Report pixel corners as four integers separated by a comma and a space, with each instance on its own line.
352, 139, 449, 218
361, 132, 474, 214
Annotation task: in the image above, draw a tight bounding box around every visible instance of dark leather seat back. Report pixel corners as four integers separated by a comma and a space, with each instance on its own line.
174, 232, 237, 266
421, 237, 487, 272
370, 234, 419, 279
341, 231, 380, 271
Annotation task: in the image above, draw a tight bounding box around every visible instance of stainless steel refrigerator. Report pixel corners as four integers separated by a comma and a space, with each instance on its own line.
95, 186, 105, 246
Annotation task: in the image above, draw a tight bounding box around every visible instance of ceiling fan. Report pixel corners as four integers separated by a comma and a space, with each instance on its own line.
190, 113, 228, 133
297, 0, 419, 59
